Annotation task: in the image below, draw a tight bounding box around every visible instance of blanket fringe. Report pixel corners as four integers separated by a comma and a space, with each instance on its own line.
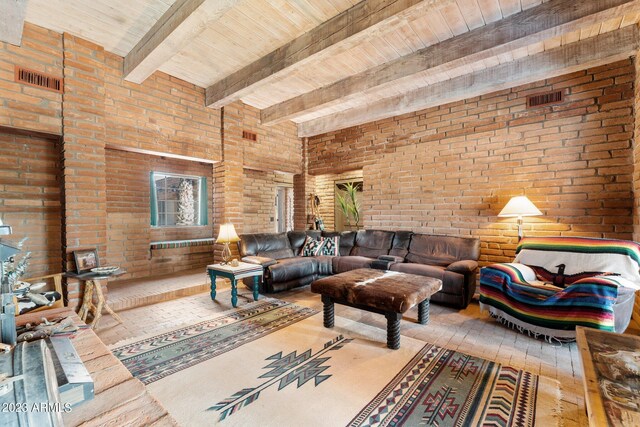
480, 304, 575, 345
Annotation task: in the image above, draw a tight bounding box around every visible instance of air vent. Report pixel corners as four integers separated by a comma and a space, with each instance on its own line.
14, 66, 63, 93
242, 130, 257, 141
526, 90, 563, 108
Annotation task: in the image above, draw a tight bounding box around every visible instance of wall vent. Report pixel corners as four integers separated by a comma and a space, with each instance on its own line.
242, 130, 257, 141
14, 66, 63, 93
526, 90, 563, 108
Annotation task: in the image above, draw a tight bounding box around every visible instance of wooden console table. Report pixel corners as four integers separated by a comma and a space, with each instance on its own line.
576, 326, 640, 427
66, 270, 125, 329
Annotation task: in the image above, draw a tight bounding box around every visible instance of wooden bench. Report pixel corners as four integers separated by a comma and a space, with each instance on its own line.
311, 268, 442, 349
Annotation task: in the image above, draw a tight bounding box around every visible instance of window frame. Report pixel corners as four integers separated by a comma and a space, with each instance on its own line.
150, 171, 208, 228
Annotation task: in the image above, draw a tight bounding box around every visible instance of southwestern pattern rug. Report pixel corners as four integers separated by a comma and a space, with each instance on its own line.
111, 298, 561, 426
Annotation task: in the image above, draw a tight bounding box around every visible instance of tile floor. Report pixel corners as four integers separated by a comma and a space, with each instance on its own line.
96, 279, 589, 426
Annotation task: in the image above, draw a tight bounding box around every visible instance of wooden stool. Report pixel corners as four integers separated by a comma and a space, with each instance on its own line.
78, 279, 123, 329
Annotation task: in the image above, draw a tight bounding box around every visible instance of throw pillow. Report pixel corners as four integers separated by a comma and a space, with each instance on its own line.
320, 236, 340, 256
300, 236, 324, 257
530, 264, 618, 287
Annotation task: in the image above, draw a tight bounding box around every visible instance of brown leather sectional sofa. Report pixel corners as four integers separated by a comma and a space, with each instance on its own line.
238, 229, 480, 309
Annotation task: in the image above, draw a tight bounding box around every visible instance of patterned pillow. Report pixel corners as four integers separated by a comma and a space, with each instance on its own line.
320, 236, 340, 256
530, 264, 619, 287
300, 236, 324, 257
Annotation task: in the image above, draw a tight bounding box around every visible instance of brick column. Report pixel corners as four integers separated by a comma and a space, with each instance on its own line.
214, 103, 245, 261
294, 137, 315, 230
61, 34, 108, 309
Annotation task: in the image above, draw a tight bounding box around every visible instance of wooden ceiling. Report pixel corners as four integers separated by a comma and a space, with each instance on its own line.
16, 0, 640, 137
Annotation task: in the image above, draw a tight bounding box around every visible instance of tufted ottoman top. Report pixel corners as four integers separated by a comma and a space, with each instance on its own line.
311, 268, 442, 314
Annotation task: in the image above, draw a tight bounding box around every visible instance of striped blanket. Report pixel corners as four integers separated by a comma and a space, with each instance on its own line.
479, 237, 640, 340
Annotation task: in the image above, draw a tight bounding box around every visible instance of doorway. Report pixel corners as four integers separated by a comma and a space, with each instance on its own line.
275, 186, 293, 233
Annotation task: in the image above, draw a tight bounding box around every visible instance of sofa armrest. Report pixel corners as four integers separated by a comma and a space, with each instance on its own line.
242, 256, 277, 268
446, 260, 478, 274
378, 255, 404, 263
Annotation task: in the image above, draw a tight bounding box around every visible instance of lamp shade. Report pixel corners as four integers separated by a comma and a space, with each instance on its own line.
498, 196, 542, 217
216, 223, 240, 243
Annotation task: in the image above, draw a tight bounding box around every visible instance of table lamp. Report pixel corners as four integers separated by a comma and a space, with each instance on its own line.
498, 196, 542, 241
216, 223, 240, 264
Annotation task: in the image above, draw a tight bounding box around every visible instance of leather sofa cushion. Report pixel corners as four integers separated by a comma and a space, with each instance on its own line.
314, 256, 334, 276
288, 231, 322, 255
390, 263, 465, 295
323, 231, 356, 256
269, 257, 317, 282
405, 234, 480, 266
350, 230, 395, 258
389, 230, 412, 258
287, 231, 308, 255
239, 233, 294, 259
332, 256, 374, 274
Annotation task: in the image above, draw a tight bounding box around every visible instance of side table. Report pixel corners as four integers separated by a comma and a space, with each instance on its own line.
207, 262, 263, 308
65, 270, 125, 329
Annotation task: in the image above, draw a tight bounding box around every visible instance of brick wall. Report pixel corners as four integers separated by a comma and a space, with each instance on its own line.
106, 149, 214, 279
243, 169, 293, 233
0, 22, 303, 308
0, 133, 61, 277
308, 60, 635, 266
61, 33, 108, 307
103, 52, 222, 161
238, 103, 301, 175
0, 24, 63, 134
213, 101, 302, 259
314, 170, 363, 231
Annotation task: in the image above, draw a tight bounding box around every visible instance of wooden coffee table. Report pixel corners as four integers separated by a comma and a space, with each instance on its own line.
311, 268, 442, 349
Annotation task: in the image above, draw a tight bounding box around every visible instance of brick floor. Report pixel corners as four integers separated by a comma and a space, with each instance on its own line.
96, 278, 589, 426
107, 268, 210, 311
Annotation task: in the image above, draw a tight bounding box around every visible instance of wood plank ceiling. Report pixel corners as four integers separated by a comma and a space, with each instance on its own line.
21, 0, 640, 137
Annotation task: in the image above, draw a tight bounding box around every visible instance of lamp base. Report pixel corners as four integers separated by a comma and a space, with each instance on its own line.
517, 217, 523, 242
221, 242, 232, 265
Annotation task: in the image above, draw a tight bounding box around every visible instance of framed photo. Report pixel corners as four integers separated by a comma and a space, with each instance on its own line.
73, 249, 99, 274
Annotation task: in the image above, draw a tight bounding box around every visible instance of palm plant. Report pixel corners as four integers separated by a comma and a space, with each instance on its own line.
336, 182, 361, 229
336, 191, 351, 227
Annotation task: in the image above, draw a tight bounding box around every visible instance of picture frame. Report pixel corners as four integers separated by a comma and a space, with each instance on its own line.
73, 249, 99, 274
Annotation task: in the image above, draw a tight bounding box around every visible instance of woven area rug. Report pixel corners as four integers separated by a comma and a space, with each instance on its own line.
111, 298, 562, 426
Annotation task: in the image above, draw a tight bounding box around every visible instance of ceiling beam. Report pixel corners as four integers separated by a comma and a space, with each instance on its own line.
263, 0, 640, 125
205, 0, 454, 108
124, 0, 240, 84
0, 0, 28, 46
297, 25, 639, 137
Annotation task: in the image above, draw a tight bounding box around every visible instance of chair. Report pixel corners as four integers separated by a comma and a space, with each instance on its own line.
479, 237, 639, 341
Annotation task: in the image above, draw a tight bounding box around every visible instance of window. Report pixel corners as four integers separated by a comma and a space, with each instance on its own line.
150, 172, 208, 227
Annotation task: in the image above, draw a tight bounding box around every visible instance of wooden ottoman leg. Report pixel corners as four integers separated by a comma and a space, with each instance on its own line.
321, 295, 334, 328
418, 299, 430, 325
386, 312, 401, 350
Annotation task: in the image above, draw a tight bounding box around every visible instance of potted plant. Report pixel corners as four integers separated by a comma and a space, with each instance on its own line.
336, 182, 361, 230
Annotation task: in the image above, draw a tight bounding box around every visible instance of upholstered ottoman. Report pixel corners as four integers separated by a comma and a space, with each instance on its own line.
311, 268, 442, 349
